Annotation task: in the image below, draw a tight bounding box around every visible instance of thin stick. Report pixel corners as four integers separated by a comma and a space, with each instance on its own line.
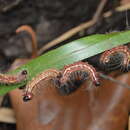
38, 0, 107, 55
38, 2, 130, 55
103, 3, 130, 18
92, 0, 107, 21
16, 25, 38, 58
99, 73, 130, 89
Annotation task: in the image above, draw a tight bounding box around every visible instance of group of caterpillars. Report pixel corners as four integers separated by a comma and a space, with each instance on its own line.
21, 45, 130, 101
1, 25, 130, 102
0, 44, 130, 102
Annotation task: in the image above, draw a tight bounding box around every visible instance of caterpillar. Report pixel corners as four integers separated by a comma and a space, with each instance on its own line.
0, 70, 28, 85
55, 61, 100, 95
23, 69, 61, 102
100, 45, 130, 72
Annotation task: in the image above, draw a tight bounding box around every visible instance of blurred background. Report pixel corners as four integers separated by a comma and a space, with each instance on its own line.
0, 0, 130, 130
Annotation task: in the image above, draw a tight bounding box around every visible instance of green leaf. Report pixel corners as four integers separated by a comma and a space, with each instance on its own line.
0, 30, 130, 95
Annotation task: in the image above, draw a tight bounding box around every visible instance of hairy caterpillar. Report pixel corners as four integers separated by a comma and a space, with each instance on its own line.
54, 61, 100, 95
100, 45, 130, 71
23, 69, 60, 102
0, 70, 28, 85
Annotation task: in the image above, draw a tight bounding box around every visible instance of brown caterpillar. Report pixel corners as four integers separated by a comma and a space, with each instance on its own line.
16, 25, 38, 58
0, 70, 28, 85
23, 69, 60, 102
100, 45, 130, 71
54, 61, 100, 95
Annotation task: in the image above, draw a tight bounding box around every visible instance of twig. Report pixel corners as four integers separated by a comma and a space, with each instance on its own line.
0, 108, 16, 123
38, 20, 96, 54
99, 73, 130, 89
16, 25, 38, 58
1, 0, 22, 12
38, 2, 130, 55
92, 0, 107, 21
38, 0, 107, 55
103, 2, 130, 18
